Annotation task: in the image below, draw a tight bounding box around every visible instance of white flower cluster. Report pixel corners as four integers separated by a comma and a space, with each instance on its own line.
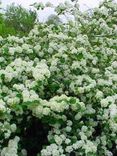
0, 99, 6, 112
32, 60, 50, 81
0, 122, 16, 139
1, 136, 19, 156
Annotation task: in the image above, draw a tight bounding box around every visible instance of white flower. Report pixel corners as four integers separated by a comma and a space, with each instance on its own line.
112, 61, 117, 68
1, 136, 20, 156
4, 131, 11, 139
109, 104, 117, 118
34, 45, 41, 52
60, 134, 66, 140
67, 120, 72, 126
32, 62, 50, 81
10, 124, 17, 132
96, 90, 103, 99
83, 140, 97, 154
21, 149, 27, 156
75, 113, 82, 120
15, 46, 22, 53
101, 99, 108, 107
65, 138, 71, 144
72, 140, 84, 150
54, 135, 63, 145
0, 99, 6, 112
43, 107, 50, 116
9, 47, 15, 55
81, 126, 88, 132
34, 105, 43, 117
22, 89, 30, 102
22, 44, 29, 50
65, 146, 73, 153
52, 149, 60, 156
65, 126, 72, 132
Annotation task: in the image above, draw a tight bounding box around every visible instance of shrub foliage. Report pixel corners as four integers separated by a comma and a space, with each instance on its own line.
0, 0, 117, 156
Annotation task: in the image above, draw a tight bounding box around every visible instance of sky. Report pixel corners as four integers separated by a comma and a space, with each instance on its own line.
1, 0, 102, 10
1, 0, 117, 22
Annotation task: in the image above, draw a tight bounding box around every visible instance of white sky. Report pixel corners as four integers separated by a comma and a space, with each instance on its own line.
1, 0, 102, 9
1, 0, 117, 22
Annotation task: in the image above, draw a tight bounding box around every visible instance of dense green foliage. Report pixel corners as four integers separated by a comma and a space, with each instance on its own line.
0, 0, 117, 156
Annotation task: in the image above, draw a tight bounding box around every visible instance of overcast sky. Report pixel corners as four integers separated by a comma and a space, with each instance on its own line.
1, 0, 117, 22
1, 0, 102, 9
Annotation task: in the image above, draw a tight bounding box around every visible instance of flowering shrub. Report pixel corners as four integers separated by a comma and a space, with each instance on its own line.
0, 0, 117, 155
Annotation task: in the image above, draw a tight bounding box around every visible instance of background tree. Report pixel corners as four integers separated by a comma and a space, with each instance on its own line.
4, 3, 37, 35
46, 14, 62, 25
0, 12, 16, 37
